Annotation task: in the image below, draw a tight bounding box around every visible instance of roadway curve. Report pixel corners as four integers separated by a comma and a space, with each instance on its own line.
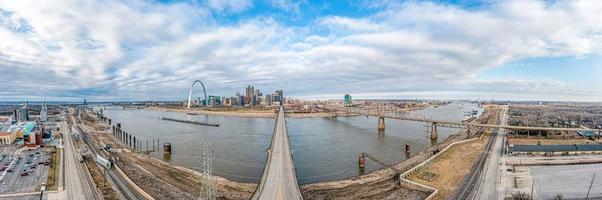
251, 106, 303, 200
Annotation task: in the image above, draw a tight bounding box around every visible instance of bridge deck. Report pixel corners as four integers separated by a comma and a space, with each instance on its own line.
251, 107, 302, 200
344, 110, 596, 131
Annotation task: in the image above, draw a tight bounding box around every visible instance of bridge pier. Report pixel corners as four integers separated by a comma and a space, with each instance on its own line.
378, 117, 385, 131
358, 153, 366, 169
430, 122, 438, 140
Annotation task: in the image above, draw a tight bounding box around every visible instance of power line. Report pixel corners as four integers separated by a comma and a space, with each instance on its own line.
199, 142, 216, 200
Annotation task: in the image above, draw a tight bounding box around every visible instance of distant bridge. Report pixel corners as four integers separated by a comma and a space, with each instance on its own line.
327, 106, 596, 132
251, 106, 302, 200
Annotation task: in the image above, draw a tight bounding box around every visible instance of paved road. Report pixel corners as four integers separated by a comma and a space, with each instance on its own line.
76, 124, 141, 200
47, 114, 97, 200
530, 164, 602, 199
475, 106, 508, 200
251, 107, 302, 200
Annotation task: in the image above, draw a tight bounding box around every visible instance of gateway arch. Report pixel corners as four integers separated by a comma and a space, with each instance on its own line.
187, 80, 208, 108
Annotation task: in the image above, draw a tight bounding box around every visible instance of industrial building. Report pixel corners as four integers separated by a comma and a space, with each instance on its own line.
509, 144, 602, 156
0, 121, 48, 146
344, 94, 352, 106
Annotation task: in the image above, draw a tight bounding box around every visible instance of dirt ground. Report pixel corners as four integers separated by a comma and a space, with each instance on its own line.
408, 139, 485, 200
507, 138, 601, 145
84, 158, 119, 199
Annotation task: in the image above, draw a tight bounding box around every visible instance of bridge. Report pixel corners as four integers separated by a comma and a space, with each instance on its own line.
325, 106, 596, 139
251, 106, 303, 200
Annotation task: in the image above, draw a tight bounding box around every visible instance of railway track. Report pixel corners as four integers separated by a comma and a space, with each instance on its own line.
76, 122, 144, 200
451, 109, 500, 200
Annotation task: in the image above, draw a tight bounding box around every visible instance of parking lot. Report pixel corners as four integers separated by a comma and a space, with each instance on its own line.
0, 145, 52, 194
530, 164, 602, 199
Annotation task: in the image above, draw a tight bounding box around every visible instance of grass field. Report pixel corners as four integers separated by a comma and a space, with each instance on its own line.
409, 139, 485, 200
46, 146, 60, 191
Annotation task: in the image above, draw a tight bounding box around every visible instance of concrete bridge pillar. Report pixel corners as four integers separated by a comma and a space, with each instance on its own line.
358, 153, 366, 169
378, 117, 385, 131
431, 122, 438, 140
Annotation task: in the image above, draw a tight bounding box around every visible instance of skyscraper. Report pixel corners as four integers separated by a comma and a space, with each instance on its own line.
40, 101, 48, 122
275, 90, 283, 105
245, 85, 254, 104
15, 102, 29, 122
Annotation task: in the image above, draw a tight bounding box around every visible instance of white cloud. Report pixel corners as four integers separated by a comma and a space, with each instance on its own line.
266, 0, 305, 14
206, 0, 253, 13
0, 0, 601, 101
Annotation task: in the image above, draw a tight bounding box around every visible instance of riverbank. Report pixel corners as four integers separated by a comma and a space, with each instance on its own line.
83, 108, 255, 199
299, 106, 495, 199
146, 106, 359, 118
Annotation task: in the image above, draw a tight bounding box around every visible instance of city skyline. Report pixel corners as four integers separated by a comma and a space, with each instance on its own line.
1, 0, 602, 101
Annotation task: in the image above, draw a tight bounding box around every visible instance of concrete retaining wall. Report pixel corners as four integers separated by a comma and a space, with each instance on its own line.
399, 137, 481, 200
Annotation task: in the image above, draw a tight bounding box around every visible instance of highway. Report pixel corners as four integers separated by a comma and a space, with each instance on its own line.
451, 107, 501, 199
63, 125, 95, 199
250, 106, 303, 200
47, 111, 99, 200
475, 106, 509, 200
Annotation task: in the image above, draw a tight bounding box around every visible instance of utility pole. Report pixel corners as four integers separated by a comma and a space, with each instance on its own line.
586, 172, 596, 200
531, 178, 534, 200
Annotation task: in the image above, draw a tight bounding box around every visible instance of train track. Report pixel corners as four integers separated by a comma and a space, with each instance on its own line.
76, 123, 143, 200
451, 110, 500, 200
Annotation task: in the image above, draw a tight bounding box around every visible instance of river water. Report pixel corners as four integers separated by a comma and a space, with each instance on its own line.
102, 102, 481, 184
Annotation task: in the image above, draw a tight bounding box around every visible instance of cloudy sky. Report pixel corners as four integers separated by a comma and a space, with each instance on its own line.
1, 0, 601, 102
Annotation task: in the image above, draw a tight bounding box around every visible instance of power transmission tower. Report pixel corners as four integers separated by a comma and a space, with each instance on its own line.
199, 142, 216, 200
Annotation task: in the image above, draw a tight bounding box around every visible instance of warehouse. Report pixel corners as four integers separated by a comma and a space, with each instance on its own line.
509, 144, 602, 156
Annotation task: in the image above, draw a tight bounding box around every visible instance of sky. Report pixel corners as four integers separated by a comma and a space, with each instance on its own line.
0, 0, 601, 102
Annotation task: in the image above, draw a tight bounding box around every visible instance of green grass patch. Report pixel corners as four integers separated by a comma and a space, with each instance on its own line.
46, 146, 60, 191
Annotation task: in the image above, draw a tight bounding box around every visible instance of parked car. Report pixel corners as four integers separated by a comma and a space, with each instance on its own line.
20, 172, 28, 176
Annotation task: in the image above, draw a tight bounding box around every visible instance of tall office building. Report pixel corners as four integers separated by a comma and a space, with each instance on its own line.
344, 94, 352, 106
245, 85, 254, 104
265, 94, 272, 106
40, 101, 48, 122
275, 90, 283, 105
15, 102, 29, 122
